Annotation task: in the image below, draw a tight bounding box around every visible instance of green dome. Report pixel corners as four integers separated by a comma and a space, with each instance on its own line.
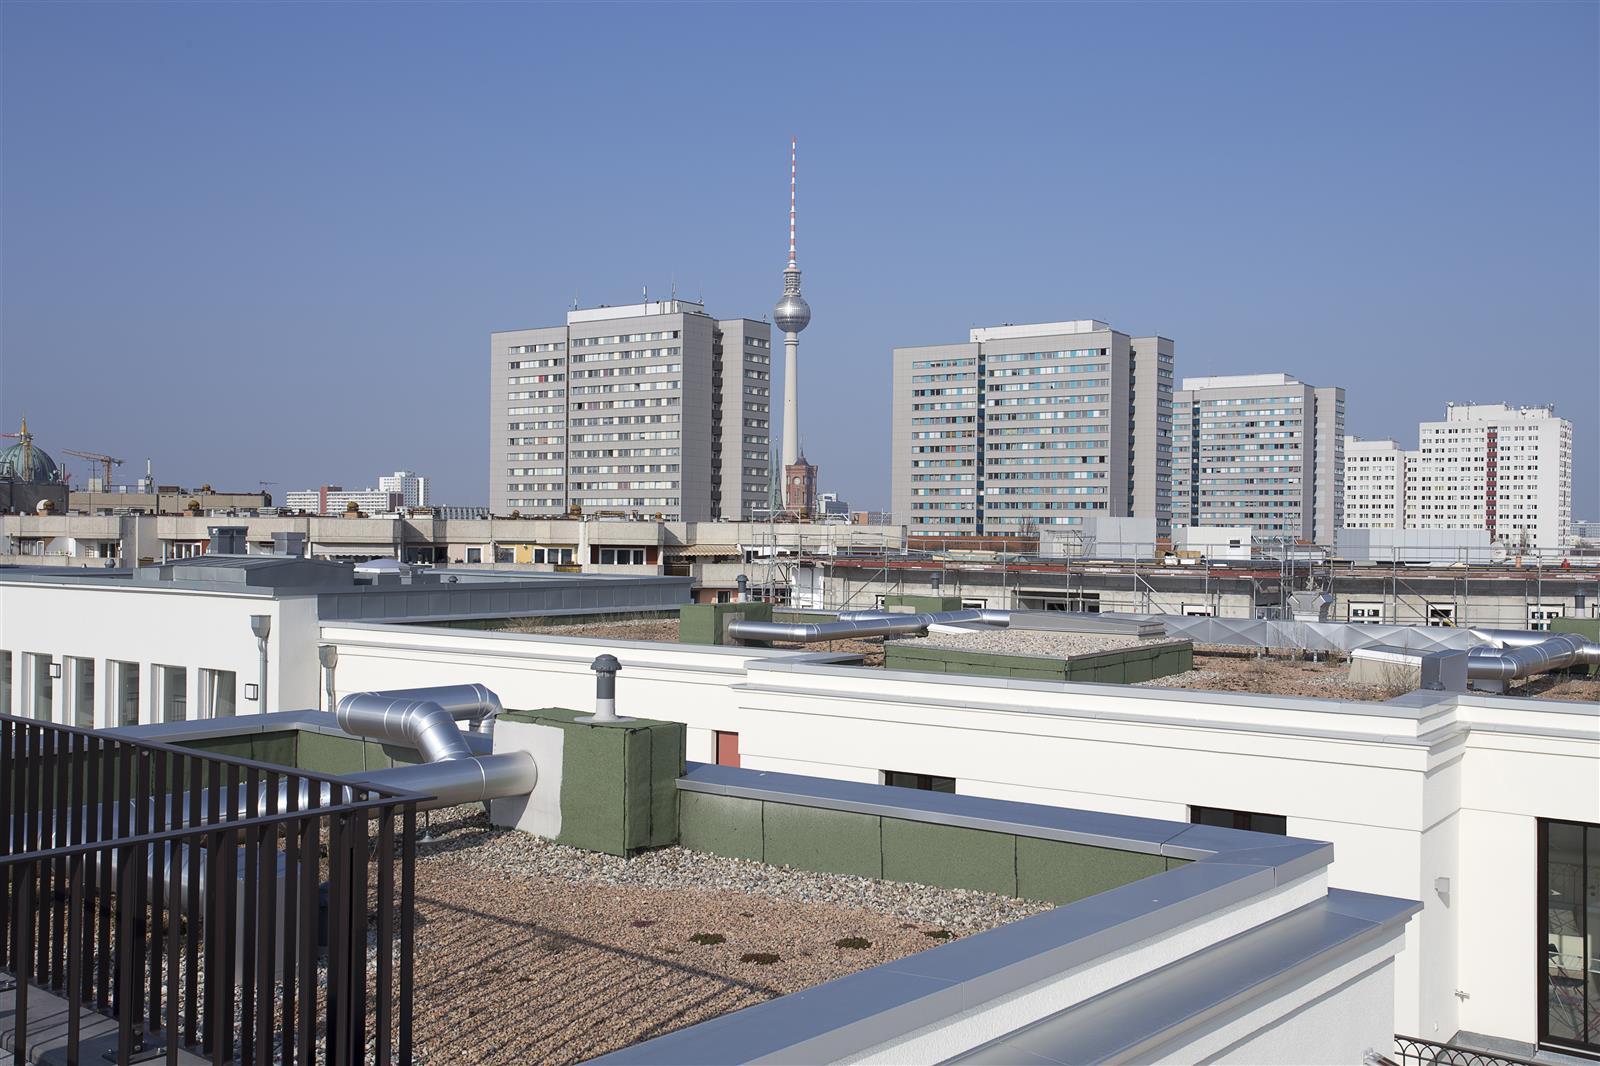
0, 437, 61, 483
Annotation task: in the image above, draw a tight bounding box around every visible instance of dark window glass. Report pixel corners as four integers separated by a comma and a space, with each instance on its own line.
1189, 805, 1287, 836
1541, 819, 1599, 1054
883, 771, 956, 794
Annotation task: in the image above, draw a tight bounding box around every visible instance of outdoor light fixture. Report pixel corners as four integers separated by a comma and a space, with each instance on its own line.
250, 614, 271, 712
318, 645, 339, 712
245, 683, 260, 701
48, 662, 61, 679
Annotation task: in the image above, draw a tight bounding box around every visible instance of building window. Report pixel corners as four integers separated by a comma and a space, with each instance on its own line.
1349, 603, 1384, 624
157, 665, 187, 723
1530, 605, 1566, 632
1190, 805, 1287, 836
200, 669, 237, 719
69, 656, 95, 728
883, 770, 956, 794
466, 547, 482, 564
113, 661, 140, 726
598, 548, 647, 566
1426, 603, 1455, 627
715, 731, 740, 768
1540, 818, 1599, 1055
0, 651, 10, 715
29, 653, 54, 722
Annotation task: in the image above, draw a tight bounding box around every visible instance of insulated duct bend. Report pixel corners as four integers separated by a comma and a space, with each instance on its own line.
726, 608, 1011, 644
333, 686, 536, 810
1466, 632, 1600, 682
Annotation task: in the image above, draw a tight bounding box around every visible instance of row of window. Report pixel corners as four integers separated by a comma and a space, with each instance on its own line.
0, 651, 237, 726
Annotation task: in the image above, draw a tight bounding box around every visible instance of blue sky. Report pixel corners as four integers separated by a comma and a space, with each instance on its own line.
2, 2, 1595, 516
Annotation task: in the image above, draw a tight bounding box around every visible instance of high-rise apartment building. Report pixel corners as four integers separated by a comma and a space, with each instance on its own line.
1341, 438, 1408, 529
891, 320, 1173, 535
1405, 403, 1571, 549
1171, 374, 1344, 544
490, 300, 772, 521
377, 471, 430, 509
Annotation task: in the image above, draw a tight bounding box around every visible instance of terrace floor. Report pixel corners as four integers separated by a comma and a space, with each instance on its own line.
406, 807, 1049, 1065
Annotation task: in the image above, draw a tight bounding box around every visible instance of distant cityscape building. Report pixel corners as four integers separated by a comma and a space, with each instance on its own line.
283, 486, 403, 515
377, 471, 429, 508
489, 299, 773, 522
1575, 518, 1600, 543
1342, 437, 1409, 530
1171, 374, 1344, 544
1405, 403, 1571, 550
818, 492, 850, 516
891, 320, 1174, 536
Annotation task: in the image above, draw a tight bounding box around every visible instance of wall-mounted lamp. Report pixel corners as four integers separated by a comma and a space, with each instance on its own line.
244, 683, 260, 701
250, 614, 271, 713
48, 662, 61, 679
318, 645, 339, 712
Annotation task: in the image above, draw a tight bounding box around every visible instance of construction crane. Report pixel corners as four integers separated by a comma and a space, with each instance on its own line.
63, 449, 124, 489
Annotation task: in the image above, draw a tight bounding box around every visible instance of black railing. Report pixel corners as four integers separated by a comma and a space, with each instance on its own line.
1389, 1035, 1546, 1066
1, 713, 421, 1065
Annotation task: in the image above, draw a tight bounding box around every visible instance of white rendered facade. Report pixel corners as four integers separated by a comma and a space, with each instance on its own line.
891, 320, 1174, 536
1406, 403, 1572, 550
377, 470, 429, 508
1344, 437, 1409, 529
1173, 373, 1344, 543
490, 301, 773, 521
321, 622, 1598, 1056
282, 487, 404, 515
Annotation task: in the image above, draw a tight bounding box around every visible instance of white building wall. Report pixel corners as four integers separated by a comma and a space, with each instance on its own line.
0, 582, 323, 724
320, 623, 1600, 1048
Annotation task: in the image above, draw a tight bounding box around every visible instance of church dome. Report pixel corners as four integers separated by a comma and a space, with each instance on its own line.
0, 421, 62, 483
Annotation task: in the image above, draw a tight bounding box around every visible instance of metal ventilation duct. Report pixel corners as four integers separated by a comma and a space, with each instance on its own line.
726, 609, 1011, 644
1464, 632, 1600, 682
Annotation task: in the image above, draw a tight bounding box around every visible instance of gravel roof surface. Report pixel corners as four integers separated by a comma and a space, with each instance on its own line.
911, 628, 1185, 658
406, 806, 1050, 1064
1135, 652, 1397, 700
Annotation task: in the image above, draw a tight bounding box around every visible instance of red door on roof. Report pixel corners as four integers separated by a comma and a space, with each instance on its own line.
715, 731, 740, 768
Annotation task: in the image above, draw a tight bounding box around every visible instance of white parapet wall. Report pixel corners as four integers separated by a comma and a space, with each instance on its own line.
321, 620, 1600, 1050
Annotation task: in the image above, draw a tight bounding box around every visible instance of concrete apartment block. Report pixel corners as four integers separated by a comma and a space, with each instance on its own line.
891, 320, 1174, 536
490, 300, 773, 521
1344, 437, 1409, 529
1172, 373, 1345, 544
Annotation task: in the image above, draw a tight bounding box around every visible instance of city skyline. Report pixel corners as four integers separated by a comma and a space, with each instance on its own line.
1, 3, 1595, 517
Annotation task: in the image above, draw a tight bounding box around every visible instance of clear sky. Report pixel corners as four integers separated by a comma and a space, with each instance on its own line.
2, 2, 1595, 517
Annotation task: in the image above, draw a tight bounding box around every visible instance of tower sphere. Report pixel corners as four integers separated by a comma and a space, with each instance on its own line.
774, 290, 811, 333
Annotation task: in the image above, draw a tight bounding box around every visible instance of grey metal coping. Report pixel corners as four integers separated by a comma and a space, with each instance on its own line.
677, 762, 1329, 866
105, 709, 356, 744
597, 765, 1377, 1064
951, 888, 1422, 1065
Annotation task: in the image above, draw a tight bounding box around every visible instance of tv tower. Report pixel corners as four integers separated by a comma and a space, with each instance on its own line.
772, 137, 817, 515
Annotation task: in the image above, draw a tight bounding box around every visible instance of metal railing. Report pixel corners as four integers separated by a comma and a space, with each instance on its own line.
1, 713, 422, 1065
1380, 1034, 1546, 1066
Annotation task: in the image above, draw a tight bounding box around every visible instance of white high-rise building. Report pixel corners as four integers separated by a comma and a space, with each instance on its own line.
378, 471, 429, 509
1171, 374, 1344, 544
1342, 438, 1408, 529
892, 320, 1174, 536
490, 300, 773, 521
1406, 403, 1572, 550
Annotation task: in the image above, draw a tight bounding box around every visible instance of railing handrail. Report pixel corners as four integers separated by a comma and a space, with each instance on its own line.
1392, 1034, 1547, 1066
0, 709, 426, 801
0, 792, 404, 868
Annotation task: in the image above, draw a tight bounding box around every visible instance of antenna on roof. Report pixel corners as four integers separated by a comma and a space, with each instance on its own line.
788, 135, 797, 265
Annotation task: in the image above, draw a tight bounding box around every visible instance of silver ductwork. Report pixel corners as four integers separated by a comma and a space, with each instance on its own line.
1466, 632, 1600, 682
726, 609, 1011, 644
333, 686, 535, 810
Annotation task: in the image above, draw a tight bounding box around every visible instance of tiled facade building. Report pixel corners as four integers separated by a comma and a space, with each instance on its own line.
891, 320, 1173, 536
1171, 373, 1344, 544
490, 300, 772, 521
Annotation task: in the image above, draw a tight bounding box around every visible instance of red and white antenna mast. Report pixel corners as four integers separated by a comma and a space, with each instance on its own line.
788, 136, 797, 265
